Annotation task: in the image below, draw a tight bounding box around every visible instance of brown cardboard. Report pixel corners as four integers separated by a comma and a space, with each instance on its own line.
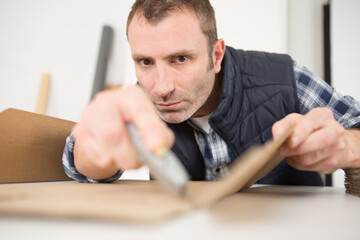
0, 108, 75, 183
0, 108, 292, 222
0, 181, 195, 222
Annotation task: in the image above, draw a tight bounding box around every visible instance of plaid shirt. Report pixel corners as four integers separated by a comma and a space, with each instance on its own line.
62, 61, 360, 182
189, 124, 236, 180
62, 133, 122, 183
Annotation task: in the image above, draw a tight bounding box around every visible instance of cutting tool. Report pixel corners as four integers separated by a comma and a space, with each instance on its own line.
127, 123, 189, 196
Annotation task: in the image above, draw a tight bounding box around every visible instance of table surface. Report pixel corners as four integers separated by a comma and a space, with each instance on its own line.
0, 184, 359, 240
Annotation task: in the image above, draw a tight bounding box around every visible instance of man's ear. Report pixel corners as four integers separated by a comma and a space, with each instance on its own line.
212, 39, 226, 74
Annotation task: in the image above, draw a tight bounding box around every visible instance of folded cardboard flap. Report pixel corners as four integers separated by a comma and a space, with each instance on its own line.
0, 108, 75, 183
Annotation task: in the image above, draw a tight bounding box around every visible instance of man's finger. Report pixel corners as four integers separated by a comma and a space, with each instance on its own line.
112, 134, 142, 171
288, 108, 334, 148
73, 124, 114, 169
284, 142, 342, 167
272, 113, 302, 140
115, 85, 175, 153
84, 92, 124, 148
280, 122, 345, 156
286, 154, 341, 174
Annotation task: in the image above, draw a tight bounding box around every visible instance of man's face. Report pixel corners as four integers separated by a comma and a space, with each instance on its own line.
127, 8, 221, 123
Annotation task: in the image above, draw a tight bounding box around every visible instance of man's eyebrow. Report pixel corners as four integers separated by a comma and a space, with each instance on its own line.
132, 50, 196, 61
132, 54, 153, 61
165, 50, 196, 59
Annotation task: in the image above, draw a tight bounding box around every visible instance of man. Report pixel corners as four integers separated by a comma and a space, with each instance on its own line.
63, 0, 360, 185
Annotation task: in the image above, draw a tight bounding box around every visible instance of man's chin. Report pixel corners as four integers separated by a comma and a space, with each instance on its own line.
158, 111, 190, 124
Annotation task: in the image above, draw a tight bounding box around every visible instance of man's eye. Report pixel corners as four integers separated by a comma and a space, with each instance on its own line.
139, 59, 152, 67
175, 56, 188, 64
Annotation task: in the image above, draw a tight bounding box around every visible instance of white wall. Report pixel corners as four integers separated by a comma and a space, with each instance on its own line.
0, 0, 136, 122
331, 0, 360, 98
211, 0, 287, 53
287, 0, 327, 79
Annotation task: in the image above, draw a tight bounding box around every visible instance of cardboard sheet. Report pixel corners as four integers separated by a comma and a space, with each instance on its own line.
0, 181, 195, 222
0, 108, 293, 222
0, 108, 74, 183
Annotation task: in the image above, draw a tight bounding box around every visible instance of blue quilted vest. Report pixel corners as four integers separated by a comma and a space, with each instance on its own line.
167, 46, 323, 186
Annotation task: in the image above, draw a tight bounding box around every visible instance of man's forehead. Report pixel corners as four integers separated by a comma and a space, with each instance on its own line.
130, 6, 199, 30
128, 6, 207, 59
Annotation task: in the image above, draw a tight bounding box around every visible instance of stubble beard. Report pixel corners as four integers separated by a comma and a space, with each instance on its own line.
155, 73, 215, 124
156, 94, 206, 124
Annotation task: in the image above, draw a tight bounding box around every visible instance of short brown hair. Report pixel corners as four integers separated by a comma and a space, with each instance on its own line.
126, 0, 218, 63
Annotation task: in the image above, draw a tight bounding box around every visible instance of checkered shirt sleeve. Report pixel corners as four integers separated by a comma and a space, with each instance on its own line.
295, 61, 360, 128
62, 133, 122, 183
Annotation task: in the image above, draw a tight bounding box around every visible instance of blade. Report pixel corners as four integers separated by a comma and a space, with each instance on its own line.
127, 123, 189, 196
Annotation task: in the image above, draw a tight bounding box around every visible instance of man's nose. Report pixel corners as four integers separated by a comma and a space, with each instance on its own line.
153, 64, 175, 97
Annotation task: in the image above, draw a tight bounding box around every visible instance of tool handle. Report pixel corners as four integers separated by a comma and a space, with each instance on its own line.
35, 74, 50, 114
90, 25, 113, 100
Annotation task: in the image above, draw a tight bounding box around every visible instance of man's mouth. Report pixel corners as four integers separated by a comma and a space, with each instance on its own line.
156, 101, 181, 110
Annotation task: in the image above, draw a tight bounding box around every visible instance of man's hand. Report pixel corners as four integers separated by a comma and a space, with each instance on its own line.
72, 85, 174, 180
272, 107, 360, 174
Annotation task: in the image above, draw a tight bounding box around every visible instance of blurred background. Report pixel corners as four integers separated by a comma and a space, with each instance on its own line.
0, 0, 359, 185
